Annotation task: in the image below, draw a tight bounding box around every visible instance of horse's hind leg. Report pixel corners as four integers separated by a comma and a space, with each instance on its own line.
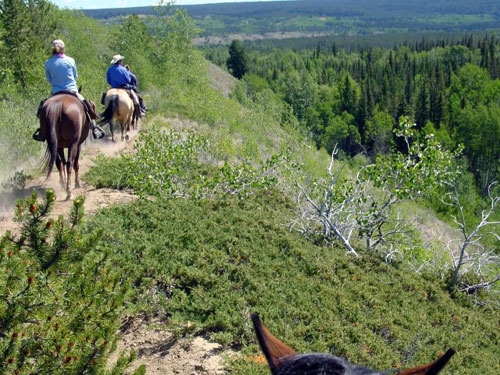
125, 121, 130, 142
64, 145, 79, 201
56, 149, 67, 189
107, 120, 115, 142
111, 120, 116, 142
73, 146, 82, 189
65, 163, 73, 201
120, 122, 126, 142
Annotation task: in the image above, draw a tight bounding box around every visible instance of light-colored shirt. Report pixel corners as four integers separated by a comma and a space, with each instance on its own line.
107, 64, 133, 89
45, 54, 79, 94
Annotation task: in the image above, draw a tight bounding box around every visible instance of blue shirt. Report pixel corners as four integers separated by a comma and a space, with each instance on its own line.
107, 64, 134, 89
45, 54, 79, 94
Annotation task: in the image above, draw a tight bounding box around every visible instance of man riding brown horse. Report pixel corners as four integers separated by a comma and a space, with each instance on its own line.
33, 39, 104, 142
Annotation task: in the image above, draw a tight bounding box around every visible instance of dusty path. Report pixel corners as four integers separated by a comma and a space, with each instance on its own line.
0, 126, 233, 375
0, 130, 138, 234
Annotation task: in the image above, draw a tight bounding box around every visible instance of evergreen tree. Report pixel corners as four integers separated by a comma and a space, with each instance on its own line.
415, 77, 429, 130
226, 39, 247, 79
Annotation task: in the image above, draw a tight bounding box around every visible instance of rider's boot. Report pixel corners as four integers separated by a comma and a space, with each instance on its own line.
82, 99, 104, 139
32, 128, 45, 142
138, 96, 147, 117
91, 120, 105, 139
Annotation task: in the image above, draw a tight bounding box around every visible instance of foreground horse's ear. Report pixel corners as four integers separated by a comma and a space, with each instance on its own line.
251, 313, 297, 374
398, 348, 455, 375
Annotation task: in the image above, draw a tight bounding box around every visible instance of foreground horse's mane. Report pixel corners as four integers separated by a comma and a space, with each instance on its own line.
251, 313, 455, 375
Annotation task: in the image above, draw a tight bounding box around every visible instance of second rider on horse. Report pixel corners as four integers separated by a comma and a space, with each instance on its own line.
33, 39, 104, 142
106, 54, 147, 119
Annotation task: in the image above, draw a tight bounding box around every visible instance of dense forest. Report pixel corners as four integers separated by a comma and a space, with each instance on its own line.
1, 1, 499, 374
204, 33, 500, 195
84, 0, 500, 37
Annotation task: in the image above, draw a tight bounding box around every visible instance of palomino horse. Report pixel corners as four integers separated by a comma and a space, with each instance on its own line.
251, 313, 455, 375
39, 93, 98, 201
99, 88, 135, 142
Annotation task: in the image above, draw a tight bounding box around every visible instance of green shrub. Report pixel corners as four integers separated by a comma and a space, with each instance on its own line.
80, 194, 500, 375
0, 190, 131, 374
85, 128, 286, 200
1, 171, 33, 191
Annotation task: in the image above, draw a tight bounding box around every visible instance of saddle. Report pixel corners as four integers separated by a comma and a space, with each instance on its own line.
101, 86, 135, 105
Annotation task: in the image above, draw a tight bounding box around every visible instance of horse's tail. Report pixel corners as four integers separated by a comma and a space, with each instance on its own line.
41, 102, 61, 180
99, 94, 118, 124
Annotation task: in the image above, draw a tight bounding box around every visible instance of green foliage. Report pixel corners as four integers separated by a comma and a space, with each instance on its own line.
369, 117, 459, 201
80, 194, 500, 374
1, 170, 32, 191
0, 190, 130, 374
0, 3, 499, 374
292, 117, 461, 257
85, 128, 286, 200
85, 0, 500, 41
365, 110, 393, 156
228, 31, 500, 193
0, 0, 58, 91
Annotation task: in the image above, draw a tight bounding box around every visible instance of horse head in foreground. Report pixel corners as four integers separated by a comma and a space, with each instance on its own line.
39, 93, 98, 201
252, 313, 455, 375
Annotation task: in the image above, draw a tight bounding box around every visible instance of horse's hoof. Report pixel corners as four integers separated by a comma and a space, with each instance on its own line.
125, 134, 130, 141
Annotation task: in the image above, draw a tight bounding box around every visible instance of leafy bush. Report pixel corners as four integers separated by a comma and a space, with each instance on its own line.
85, 128, 286, 200
1, 171, 32, 191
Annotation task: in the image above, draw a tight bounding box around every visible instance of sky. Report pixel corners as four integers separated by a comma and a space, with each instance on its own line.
50, 0, 284, 11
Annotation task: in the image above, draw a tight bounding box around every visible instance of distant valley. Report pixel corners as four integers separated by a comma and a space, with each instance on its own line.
83, 0, 500, 43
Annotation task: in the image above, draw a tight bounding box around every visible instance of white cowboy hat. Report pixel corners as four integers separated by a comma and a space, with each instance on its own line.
110, 54, 124, 64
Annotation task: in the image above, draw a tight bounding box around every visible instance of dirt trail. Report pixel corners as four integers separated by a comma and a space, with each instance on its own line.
0, 131, 138, 234
0, 126, 234, 375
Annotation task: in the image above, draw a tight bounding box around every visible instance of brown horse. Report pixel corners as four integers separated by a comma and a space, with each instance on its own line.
251, 313, 455, 375
39, 93, 98, 201
99, 88, 135, 142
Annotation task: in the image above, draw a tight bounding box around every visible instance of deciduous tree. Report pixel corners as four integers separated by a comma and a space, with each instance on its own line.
0, 0, 57, 89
